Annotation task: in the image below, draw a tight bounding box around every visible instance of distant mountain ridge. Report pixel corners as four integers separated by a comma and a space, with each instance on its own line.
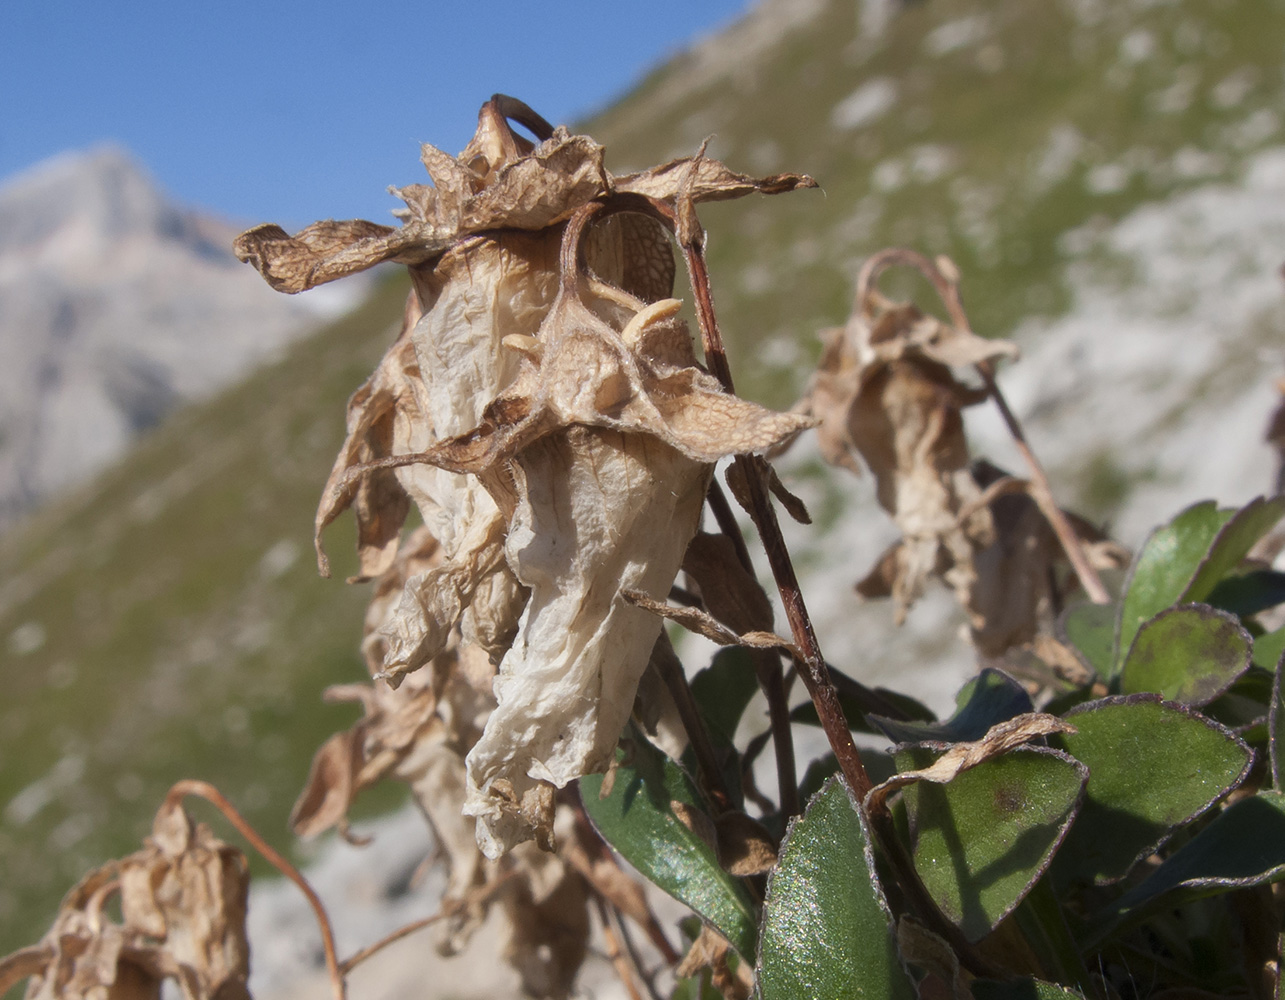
0, 146, 357, 527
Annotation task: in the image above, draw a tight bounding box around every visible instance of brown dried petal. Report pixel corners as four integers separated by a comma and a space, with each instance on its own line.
797, 294, 999, 623
288, 727, 368, 839
465, 426, 709, 857
616, 156, 817, 204
681, 531, 775, 635
866, 713, 1075, 812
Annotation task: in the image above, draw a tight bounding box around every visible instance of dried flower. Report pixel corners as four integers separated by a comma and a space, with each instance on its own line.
794, 252, 1018, 624
0, 803, 250, 1000
237, 95, 814, 857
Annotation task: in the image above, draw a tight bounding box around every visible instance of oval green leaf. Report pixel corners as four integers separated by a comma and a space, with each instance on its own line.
1051, 695, 1252, 886
1110, 791, 1285, 919
1119, 604, 1251, 705
758, 777, 915, 1000
579, 733, 758, 961
1115, 501, 1233, 677
898, 746, 1087, 942
1180, 495, 1285, 605
1058, 601, 1117, 678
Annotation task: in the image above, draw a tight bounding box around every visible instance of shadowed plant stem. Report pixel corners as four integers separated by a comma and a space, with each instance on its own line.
671, 184, 874, 803
707, 481, 800, 817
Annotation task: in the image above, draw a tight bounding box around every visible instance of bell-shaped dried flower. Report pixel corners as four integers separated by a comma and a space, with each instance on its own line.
237, 96, 814, 856
794, 252, 1018, 623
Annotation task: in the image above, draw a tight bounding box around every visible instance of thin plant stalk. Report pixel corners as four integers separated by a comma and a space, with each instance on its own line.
163, 780, 345, 1000
706, 480, 800, 816
595, 895, 647, 1000
338, 874, 516, 975
667, 174, 874, 802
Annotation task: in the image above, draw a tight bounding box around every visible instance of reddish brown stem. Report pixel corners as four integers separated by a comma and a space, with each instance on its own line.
673, 187, 872, 803
338, 873, 516, 975
163, 780, 345, 1000
976, 366, 1111, 605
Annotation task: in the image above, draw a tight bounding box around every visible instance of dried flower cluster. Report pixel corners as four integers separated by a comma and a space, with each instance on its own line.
1, 94, 1181, 1000
0, 802, 250, 1000
794, 250, 1126, 658
237, 97, 813, 859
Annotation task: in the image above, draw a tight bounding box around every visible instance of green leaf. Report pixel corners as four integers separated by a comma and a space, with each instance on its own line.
1058, 601, 1117, 678
972, 979, 1086, 1000
1271, 650, 1285, 788
791, 668, 935, 734
758, 777, 915, 1000
686, 648, 757, 808
1115, 501, 1233, 676
1204, 569, 1285, 618
1255, 624, 1285, 670
898, 747, 1087, 942
872, 668, 1032, 745
1108, 791, 1285, 918
1119, 604, 1251, 705
580, 733, 759, 961
1180, 495, 1285, 604
1051, 695, 1253, 886
690, 647, 760, 741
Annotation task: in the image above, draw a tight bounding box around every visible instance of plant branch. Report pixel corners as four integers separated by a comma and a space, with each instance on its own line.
668, 173, 873, 803
163, 780, 345, 1000
651, 632, 734, 813
337, 873, 516, 975
595, 895, 647, 1000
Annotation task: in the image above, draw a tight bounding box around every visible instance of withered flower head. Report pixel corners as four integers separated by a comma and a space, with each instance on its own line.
794, 249, 1018, 624
236, 96, 815, 857
0, 802, 250, 1000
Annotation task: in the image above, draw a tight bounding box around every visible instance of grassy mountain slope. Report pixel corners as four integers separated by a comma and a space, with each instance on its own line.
5, 0, 1285, 961
0, 276, 409, 952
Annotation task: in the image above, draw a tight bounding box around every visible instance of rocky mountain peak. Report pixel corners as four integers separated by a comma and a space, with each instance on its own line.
0, 147, 356, 528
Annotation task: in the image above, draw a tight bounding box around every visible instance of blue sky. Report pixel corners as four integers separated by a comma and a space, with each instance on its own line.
1, 2, 753, 230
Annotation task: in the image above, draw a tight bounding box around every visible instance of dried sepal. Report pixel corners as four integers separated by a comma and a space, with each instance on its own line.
1, 803, 251, 1000
793, 251, 1018, 624
234, 96, 814, 296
